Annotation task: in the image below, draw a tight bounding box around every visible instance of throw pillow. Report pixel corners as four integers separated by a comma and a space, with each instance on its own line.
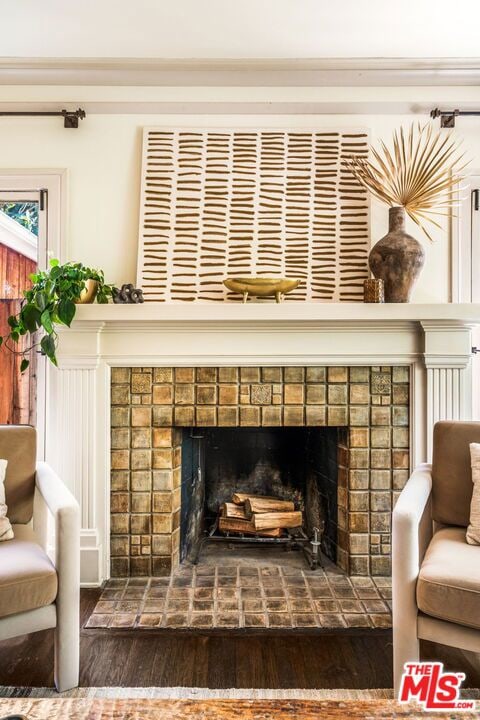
466, 442, 480, 545
0, 458, 14, 541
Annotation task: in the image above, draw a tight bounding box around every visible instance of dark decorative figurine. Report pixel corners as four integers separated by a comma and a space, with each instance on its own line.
113, 284, 144, 304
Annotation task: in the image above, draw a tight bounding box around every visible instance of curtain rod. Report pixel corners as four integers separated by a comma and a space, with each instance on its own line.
431, 107, 480, 128
0, 108, 86, 128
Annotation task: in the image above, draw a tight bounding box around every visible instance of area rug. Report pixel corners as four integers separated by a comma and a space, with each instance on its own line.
0, 687, 393, 699
0, 698, 479, 720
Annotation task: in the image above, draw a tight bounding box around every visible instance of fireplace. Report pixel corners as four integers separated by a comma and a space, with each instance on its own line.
110, 364, 410, 579
180, 426, 344, 566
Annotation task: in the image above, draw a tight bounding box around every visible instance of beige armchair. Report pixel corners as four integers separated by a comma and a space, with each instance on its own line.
392, 421, 480, 694
0, 425, 80, 692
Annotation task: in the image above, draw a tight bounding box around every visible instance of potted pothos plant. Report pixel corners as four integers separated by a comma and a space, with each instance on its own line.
0, 259, 115, 371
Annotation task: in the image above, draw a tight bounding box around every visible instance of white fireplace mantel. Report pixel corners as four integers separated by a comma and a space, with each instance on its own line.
47, 302, 480, 585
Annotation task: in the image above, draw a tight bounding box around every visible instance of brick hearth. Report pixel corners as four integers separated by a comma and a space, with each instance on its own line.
110, 366, 410, 578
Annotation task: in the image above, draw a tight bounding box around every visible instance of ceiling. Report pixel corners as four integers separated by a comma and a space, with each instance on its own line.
2, 0, 480, 60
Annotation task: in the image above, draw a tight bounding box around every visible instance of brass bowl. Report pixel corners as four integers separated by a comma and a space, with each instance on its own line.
75, 279, 98, 304
224, 277, 301, 303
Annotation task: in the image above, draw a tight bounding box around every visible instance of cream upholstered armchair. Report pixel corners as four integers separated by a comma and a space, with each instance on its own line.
0, 425, 80, 692
392, 421, 480, 693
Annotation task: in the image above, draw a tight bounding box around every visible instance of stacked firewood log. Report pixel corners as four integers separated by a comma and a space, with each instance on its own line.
218, 493, 302, 537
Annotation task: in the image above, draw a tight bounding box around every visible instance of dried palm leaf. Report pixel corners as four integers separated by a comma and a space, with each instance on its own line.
344, 122, 468, 241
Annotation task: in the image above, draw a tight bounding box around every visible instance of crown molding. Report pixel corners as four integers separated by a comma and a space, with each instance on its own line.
0, 57, 480, 87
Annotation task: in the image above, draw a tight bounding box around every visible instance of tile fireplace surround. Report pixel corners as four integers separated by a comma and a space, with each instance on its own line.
48, 303, 480, 585
110, 365, 409, 578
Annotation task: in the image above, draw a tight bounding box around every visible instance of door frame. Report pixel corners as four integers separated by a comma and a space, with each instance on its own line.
0, 170, 67, 458
451, 170, 480, 303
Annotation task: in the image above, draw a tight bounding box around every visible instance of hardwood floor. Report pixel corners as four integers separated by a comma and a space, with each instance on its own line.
0, 589, 478, 690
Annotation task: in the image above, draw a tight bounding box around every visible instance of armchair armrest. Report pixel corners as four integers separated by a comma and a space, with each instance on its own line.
34, 462, 80, 691
392, 463, 433, 690
34, 461, 80, 594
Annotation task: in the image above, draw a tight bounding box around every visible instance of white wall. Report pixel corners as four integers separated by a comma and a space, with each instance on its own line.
3, 0, 480, 59
0, 89, 479, 303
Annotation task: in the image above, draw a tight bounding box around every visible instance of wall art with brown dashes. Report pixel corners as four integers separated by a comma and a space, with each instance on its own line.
137, 128, 370, 302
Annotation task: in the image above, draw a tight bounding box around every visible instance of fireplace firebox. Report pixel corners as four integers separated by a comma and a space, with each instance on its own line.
180, 426, 344, 567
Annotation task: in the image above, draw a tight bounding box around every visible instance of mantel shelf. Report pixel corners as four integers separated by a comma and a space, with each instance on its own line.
73, 302, 480, 326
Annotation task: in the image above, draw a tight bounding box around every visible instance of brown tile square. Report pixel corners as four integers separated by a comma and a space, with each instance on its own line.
371, 407, 391, 425
175, 384, 194, 405
110, 613, 137, 628
218, 406, 239, 426
327, 406, 347, 425
152, 535, 171, 555
216, 612, 240, 628
265, 599, 288, 612
153, 385, 173, 405
218, 384, 239, 405
131, 449, 151, 470
268, 613, 293, 628
196, 367, 217, 382
371, 372, 391, 395
111, 450, 129, 470
131, 373, 152, 394
131, 470, 151, 492
327, 367, 348, 383
284, 406, 304, 426
319, 613, 347, 628
392, 449, 409, 469
112, 367, 130, 384
284, 384, 304, 404
190, 613, 214, 628
111, 428, 130, 450
349, 428, 369, 447
196, 406, 217, 426
349, 367, 369, 382
111, 492, 129, 513
242, 599, 264, 612
349, 512, 369, 532
153, 492, 173, 513
218, 367, 238, 382
393, 367, 409, 383
240, 406, 261, 426
262, 406, 282, 426
240, 367, 260, 382
153, 368, 173, 383
152, 557, 172, 575
153, 406, 173, 427
290, 599, 315, 613
244, 613, 267, 627
137, 613, 162, 628
174, 406, 195, 426
163, 613, 188, 628
197, 385, 217, 404
293, 613, 318, 627
152, 448, 173, 470
371, 449, 391, 469
151, 428, 172, 448
174, 368, 195, 383
349, 384, 369, 404
152, 514, 172, 534
111, 406, 130, 428
306, 367, 325, 382
85, 613, 113, 628
131, 493, 151, 513
132, 407, 151, 427
315, 599, 339, 613
349, 448, 369, 469
131, 428, 150, 449
130, 513, 151, 534
328, 384, 347, 405
392, 427, 409, 448
349, 406, 370, 426
251, 384, 272, 405
284, 367, 305, 382
306, 406, 326, 426
262, 367, 282, 382
111, 385, 130, 405
306, 384, 325, 404
393, 384, 409, 405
